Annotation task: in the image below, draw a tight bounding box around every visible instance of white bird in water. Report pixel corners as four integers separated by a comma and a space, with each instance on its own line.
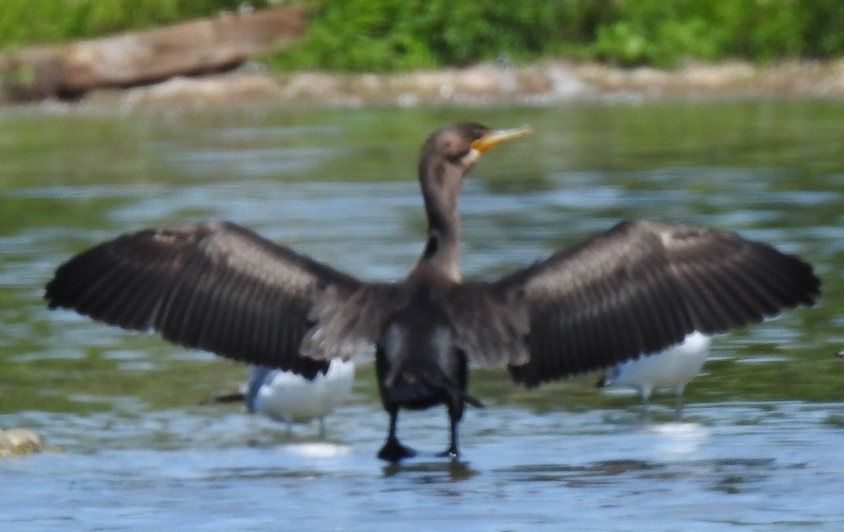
598, 331, 711, 416
213, 359, 355, 433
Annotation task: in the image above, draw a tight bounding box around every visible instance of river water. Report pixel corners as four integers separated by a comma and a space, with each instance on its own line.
1, 99, 843, 530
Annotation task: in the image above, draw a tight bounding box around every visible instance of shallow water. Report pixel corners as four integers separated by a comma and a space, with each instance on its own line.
1, 100, 843, 530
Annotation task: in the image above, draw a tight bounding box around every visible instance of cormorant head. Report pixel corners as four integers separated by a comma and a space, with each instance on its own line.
413, 122, 532, 277
417, 122, 532, 187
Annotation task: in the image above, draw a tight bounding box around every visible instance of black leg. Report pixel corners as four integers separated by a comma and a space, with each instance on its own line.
437, 405, 460, 460
377, 407, 416, 462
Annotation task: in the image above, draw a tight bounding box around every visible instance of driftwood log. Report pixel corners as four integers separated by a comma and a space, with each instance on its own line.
0, 6, 306, 101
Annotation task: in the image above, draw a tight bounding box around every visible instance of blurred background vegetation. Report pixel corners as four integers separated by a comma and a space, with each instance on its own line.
1, 0, 843, 69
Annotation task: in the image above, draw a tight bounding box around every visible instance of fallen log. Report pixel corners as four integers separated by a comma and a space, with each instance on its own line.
0, 6, 307, 101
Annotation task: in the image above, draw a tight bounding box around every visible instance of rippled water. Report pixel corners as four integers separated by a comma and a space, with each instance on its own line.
1, 100, 843, 530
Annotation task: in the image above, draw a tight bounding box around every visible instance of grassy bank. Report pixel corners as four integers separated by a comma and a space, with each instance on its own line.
1, 0, 843, 70
0, 0, 256, 47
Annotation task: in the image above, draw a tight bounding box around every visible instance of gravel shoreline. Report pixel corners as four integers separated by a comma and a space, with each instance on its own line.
76, 58, 844, 108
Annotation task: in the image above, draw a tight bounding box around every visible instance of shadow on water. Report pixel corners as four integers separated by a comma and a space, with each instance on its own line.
382, 459, 479, 482
1, 99, 843, 529
496, 456, 779, 494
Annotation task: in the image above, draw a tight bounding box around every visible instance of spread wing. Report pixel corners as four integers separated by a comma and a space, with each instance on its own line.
446, 220, 820, 387
45, 220, 396, 378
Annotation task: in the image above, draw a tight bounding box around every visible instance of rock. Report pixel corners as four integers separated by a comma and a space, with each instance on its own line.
0, 427, 51, 457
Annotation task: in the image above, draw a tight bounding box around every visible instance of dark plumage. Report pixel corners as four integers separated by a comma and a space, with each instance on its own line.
45, 122, 821, 462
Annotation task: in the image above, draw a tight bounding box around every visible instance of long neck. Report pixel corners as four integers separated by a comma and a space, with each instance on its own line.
415, 162, 463, 282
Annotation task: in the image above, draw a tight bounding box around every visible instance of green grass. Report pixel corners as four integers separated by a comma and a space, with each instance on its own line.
0, 0, 264, 48
2, 1, 843, 70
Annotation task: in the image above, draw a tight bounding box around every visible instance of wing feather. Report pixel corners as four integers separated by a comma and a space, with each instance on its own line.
45, 220, 392, 377
447, 220, 819, 387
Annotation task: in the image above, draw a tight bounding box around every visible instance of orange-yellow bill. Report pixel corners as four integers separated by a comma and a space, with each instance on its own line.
471, 126, 532, 153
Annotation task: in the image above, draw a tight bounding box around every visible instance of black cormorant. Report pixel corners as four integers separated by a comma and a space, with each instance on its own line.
45, 122, 821, 462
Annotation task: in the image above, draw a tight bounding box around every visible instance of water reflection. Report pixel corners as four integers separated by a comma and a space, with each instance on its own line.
382, 459, 478, 482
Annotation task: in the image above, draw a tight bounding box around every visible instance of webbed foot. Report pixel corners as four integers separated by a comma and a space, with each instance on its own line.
377, 437, 416, 462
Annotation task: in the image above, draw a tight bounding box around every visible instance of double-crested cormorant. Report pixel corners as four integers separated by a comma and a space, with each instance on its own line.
211, 360, 355, 432
45, 122, 820, 462
598, 331, 710, 415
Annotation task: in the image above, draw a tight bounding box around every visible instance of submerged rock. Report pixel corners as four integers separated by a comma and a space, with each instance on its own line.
0, 427, 52, 457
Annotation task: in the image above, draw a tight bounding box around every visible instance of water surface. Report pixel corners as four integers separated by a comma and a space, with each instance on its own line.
1, 100, 843, 530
